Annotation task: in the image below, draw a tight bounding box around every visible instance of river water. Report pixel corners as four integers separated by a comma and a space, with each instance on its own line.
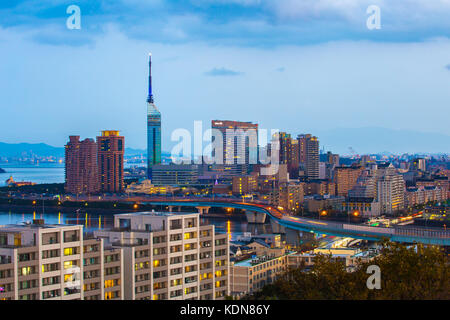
0, 210, 273, 241
0, 164, 65, 186
0, 164, 273, 239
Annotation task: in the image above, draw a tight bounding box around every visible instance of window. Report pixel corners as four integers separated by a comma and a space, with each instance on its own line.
42, 263, 59, 273
20, 267, 34, 276
105, 279, 119, 288
64, 260, 77, 269
64, 247, 78, 256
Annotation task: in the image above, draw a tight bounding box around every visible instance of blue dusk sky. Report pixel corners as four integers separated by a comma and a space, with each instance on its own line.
1, 0, 450, 154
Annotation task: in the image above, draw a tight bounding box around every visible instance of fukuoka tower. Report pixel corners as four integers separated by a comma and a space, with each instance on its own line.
146, 53, 161, 179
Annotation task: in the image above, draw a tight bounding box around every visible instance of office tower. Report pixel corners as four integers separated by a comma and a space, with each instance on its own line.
278, 132, 290, 165
298, 134, 319, 180
97, 130, 125, 193
333, 165, 364, 197
287, 139, 300, 179
146, 53, 162, 179
0, 220, 123, 300
151, 164, 199, 186
94, 212, 229, 300
376, 163, 405, 214
277, 132, 299, 179
65, 136, 99, 194
211, 120, 258, 168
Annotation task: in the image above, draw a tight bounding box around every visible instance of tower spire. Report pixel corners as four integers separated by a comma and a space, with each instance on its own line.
147, 52, 154, 103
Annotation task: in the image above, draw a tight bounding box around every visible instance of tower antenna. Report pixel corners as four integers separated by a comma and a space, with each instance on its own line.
147, 53, 154, 103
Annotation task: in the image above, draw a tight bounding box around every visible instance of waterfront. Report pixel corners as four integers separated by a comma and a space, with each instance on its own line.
0, 210, 272, 241
0, 165, 65, 186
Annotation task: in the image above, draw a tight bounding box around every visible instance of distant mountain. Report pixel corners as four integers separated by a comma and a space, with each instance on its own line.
314, 127, 450, 155
125, 147, 146, 155
2, 127, 448, 160
0, 142, 148, 158
0, 142, 64, 158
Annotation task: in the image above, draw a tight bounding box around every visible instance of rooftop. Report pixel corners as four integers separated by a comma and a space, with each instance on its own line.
115, 211, 199, 217
234, 251, 294, 267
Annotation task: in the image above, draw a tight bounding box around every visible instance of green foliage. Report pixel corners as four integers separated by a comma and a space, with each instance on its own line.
247, 242, 449, 300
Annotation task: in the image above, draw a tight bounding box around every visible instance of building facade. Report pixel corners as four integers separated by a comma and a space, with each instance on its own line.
333, 165, 363, 197
297, 134, 319, 180
0, 220, 123, 300
97, 130, 125, 193
151, 164, 199, 186
211, 120, 258, 169
94, 212, 229, 300
65, 136, 99, 194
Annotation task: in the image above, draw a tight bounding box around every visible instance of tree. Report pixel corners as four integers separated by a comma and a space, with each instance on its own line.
246, 242, 449, 300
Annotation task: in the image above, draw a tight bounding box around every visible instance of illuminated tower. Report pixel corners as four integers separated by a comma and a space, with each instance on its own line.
146, 53, 162, 179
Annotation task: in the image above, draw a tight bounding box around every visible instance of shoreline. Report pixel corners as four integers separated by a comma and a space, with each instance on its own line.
0, 203, 248, 221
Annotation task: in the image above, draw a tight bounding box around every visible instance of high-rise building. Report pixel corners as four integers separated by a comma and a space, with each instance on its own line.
376, 163, 405, 214
97, 130, 125, 193
94, 211, 229, 300
278, 132, 290, 165
287, 139, 300, 179
211, 120, 258, 167
277, 132, 299, 179
327, 151, 340, 166
334, 165, 364, 197
146, 53, 162, 179
298, 134, 319, 180
411, 158, 426, 172
65, 136, 99, 194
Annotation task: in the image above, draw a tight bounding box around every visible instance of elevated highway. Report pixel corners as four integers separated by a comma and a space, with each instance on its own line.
138, 198, 450, 246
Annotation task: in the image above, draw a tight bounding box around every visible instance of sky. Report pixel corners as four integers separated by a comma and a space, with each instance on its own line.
1, 0, 450, 154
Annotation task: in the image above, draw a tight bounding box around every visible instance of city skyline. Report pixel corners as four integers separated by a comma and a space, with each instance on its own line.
0, 1, 449, 306
1, 1, 450, 154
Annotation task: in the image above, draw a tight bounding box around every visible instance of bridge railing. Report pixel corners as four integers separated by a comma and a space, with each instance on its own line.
394, 227, 450, 239
342, 224, 395, 235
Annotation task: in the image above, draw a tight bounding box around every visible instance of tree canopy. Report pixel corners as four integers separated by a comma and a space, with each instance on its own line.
246, 242, 449, 300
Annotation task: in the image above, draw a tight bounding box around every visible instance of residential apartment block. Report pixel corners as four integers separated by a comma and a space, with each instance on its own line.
0, 220, 123, 300
94, 211, 229, 300
230, 246, 294, 298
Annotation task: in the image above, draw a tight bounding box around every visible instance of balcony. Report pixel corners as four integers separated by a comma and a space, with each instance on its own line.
0, 256, 12, 265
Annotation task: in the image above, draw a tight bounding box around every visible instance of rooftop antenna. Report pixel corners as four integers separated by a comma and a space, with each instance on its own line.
147, 52, 154, 104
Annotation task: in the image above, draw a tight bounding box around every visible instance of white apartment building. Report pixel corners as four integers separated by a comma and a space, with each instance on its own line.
0, 219, 123, 300
94, 211, 229, 300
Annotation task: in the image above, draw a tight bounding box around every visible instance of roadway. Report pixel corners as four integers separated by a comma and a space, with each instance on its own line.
4, 194, 449, 246
135, 198, 450, 246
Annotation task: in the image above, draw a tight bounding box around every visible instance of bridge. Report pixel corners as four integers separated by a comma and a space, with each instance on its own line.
137, 198, 450, 246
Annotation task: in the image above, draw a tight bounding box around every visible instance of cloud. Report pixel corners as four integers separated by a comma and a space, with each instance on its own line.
2, 0, 450, 48
204, 67, 244, 76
